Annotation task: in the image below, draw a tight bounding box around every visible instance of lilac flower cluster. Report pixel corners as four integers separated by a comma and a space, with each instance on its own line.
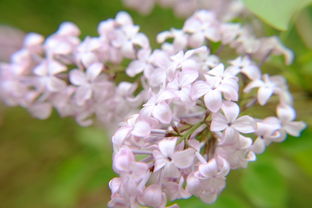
123, 0, 245, 19
108, 11, 305, 207
0, 12, 148, 128
0, 7, 306, 208
156, 10, 293, 64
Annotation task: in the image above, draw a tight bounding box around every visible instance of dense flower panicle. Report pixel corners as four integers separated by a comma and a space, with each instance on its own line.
157, 10, 293, 64
0, 12, 149, 128
109, 44, 305, 207
0, 9, 306, 208
123, 0, 245, 20
107, 10, 305, 207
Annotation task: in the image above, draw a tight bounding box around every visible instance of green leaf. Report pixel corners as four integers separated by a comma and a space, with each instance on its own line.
209, 194, 250, 208
242, 0, 312, 30
241, 156, 288, 208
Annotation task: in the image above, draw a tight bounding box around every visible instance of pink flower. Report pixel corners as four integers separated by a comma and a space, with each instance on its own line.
157, 29, 188, 55
192, 64, 238, 112
69, 62, 106, 105
153, 138, 195, 177
138, 184, 167, 208
277, 104, 306, 138
244, 74, 284, 105
33, 59, 67, 92
142, 93, 173, 124
183, 10, 221, 46
210, 101, 255, 138
44, 22, 80, 56
229, 56, 261, 80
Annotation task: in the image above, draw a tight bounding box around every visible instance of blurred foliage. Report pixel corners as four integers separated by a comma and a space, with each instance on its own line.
0, 0, 312, 208
243, 0, 312, 30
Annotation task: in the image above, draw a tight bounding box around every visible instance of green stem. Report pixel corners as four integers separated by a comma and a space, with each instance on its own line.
177, 121, 203, 144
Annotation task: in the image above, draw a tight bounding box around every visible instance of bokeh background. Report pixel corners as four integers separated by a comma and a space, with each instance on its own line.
0, 0, 311, 207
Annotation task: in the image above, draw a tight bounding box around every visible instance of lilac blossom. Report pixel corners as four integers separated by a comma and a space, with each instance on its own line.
109, 39, 305, 207
123, 0, 245, 19
0, 9, 306, 208
0, 12, 150, 129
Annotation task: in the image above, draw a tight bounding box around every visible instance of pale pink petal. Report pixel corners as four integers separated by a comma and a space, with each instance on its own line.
49, 60, 67, 75
208, 64, 224, 77
152, 102, 172, 124
251, 137, 266, 154
179, 68, 198, 85
108, 177, 121, 194
86, 62, 103, 81
58, 22, 80, 36
204, 90, 222, 112
139, 184, 165, 208
47, 76, 66, 92
258, 86, 273, 105
210, 113, 228, 132
186, 174, 201, 195
153, 151, 167, 172
163, 162, 180, 178
191, 81, 210, 100
222, 101, 239, 122
233, 115, 255, 133
224, 127, 239, 140
112, 127, 131, 147
157, 31, 171, 43
184, 18, 201, 32
159, 139, 177, 158
246, 151, 256, 162
242, 65, 261, 80
284, 121, 306, 136
126, 60, 146, 77
219, 84, 238, 101
33, 63, 48, 76
172, 148, 195, 169
239, 135, 253, 148
157, 90, 176, 102
132, 120, 151, 137
116, 11, 133, 26
133, 33, 149, 48
204, 28, 220, 42
122, 41, 135, 58
176, 86, 191, 102
75, 86, 92, 105
113, 147, 134, 173
243, 79, 263, 93
277, 104, 296, 122
24, 33, 44, 47
69, 70, 87, 86
198, 158, 218, 177
200, 191, 218, 204
189, 33, 205, 48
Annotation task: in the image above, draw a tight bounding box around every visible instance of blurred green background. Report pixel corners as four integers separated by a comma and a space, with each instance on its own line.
0, 0, 311, 207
